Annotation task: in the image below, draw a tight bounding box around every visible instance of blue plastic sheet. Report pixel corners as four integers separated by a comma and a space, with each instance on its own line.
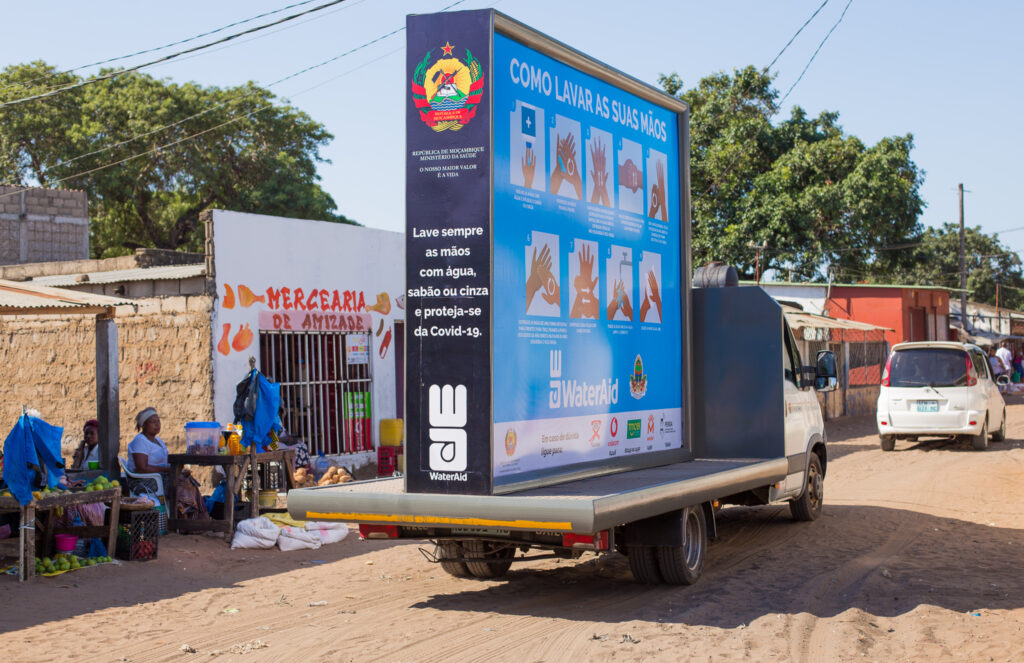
2, 414, 66, 505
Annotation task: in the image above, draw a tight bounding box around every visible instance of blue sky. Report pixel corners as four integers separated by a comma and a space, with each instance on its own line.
2, 1, 1022, 261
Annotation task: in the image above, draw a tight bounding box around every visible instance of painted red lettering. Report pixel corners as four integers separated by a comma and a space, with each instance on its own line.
343, 291, 353, 312
281, 287, 292, 310
294, 288, 306, 311
306, 289, 319, 311
266, 287, 281, 309
356, 291, 366, 311
319, 290, 330, 311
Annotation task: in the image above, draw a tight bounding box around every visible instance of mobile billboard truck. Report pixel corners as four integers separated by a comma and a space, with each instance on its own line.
287, 9, 838, 585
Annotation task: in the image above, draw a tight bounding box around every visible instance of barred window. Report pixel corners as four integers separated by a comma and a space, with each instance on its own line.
259, 330, 373, 455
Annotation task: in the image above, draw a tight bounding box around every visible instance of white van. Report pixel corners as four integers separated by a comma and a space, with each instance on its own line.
876, 341, 1006, 451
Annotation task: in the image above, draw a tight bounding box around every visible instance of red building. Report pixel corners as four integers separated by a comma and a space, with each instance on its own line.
825, 284, 952, 345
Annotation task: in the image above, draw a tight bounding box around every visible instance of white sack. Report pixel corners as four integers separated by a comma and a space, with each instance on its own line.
231, 517, 280, 549
278, 525, 322, 551
305, 521, 349, 545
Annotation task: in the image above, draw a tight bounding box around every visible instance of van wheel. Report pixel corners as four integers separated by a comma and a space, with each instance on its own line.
437, 541, 472, 578
991, 409, 1006, 442
879, 435, 895, 452
972, 419, 989, 451
463, 540, 514, 578
790, 453, 824, 521
656, 505, 708, 585
627, 545, 662, 584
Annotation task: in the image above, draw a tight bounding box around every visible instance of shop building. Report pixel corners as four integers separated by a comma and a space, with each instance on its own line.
0, 211, 404, 467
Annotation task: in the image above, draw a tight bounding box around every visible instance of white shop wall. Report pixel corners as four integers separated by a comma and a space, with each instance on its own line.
210, 210, 405, 456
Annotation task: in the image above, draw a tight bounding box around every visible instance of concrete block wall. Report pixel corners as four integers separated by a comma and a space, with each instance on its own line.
0, 296, 215, 459
0, 185, 89, 265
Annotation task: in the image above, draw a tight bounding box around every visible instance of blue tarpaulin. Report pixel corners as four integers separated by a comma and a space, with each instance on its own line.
236, 370, 281, 451
2, 414, 66, 506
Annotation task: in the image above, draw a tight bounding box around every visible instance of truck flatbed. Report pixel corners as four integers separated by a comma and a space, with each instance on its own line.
287, 457, 787, 534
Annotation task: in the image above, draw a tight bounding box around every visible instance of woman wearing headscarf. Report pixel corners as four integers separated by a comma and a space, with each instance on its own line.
127, 407, 170, 473
72, 419, 100, 469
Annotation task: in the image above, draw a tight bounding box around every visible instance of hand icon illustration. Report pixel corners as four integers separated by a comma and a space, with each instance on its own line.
606, 280, 633, 320
526, 244, 553, 309
648, 160, 667, 221
550, 133, 583, 200
639, 270, 662, 322
522, 147, 536, 189
619, 158, 642, 193
570, 244, 599, 319
589, 137, 610, 207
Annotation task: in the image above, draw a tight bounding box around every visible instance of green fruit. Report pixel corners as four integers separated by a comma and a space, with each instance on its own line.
42, 557, 52, 566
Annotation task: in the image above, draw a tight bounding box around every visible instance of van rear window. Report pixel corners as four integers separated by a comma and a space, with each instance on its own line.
889, 348, 969, 387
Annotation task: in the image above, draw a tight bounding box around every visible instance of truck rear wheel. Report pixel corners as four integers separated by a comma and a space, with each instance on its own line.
790, 453, 824, 521
463, 540, 514, 578
991, 409, 1006, 442
627, 545, 662, 584
879, 435, 895, 452
437, 541, 472, 578
656, 505, 708, 585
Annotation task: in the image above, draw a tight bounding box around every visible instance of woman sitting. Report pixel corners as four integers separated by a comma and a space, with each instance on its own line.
72, 419, 101, 469
127, 407, 170, 474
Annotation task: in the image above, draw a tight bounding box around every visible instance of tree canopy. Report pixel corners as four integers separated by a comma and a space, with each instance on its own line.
0, 61, 353, 257
660, 66, 925, 282
879, 223, 1024, 309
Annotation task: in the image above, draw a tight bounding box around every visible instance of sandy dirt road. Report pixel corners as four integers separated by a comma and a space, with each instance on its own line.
3, 399, 1023, 662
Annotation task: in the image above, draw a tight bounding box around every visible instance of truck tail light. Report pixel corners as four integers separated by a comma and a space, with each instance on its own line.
881, 353, 892, 386
359, 524, 399, 539
562, 531, 610, 551
965, 354, 977, 386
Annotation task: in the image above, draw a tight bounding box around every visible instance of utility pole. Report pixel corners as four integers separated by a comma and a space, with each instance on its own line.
959, 183, 967, 333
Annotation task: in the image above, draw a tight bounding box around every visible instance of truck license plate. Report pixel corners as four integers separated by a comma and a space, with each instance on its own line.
916, 400, 938, 412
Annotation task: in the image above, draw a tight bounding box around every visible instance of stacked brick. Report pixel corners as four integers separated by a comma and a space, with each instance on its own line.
0, 185, 89, 265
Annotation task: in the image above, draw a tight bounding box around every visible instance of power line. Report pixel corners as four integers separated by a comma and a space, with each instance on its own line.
779, 0, 854, 105
767, 0, 830, 70
43, 18, 405, 174
0, 0, 325, 94
0, 0, 469, 200
0, 0, 349, 109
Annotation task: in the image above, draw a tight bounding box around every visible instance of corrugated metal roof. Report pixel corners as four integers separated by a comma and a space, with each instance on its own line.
0, 279, 134, 315
748, 280, 963, 292
781, 304, 892, 332
30, 263, 205, 286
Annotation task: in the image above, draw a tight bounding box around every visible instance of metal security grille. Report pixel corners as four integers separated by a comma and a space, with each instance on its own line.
259, 330, 373, 455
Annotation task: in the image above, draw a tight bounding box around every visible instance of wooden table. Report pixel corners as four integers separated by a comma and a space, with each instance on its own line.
166, 448, 296, 538
0, 487, 121, 582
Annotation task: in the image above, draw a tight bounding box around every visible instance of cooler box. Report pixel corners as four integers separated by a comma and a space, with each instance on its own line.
185, 422, 223, 455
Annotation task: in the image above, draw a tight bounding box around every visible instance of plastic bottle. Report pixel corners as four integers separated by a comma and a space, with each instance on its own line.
313, 452, 331, 482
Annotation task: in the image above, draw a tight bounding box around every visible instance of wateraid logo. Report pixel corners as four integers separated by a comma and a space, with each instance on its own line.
548, 350, 619, 409
428, 384, 468, 473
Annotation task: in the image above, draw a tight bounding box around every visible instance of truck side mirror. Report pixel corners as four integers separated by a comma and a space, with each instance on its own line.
814, 350, 838, 392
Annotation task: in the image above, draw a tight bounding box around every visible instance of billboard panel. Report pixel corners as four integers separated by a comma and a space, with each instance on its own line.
491, 32, 685, 488
405, 10, 689, 494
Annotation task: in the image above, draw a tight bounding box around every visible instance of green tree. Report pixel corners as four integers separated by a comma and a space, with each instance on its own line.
659, 66, 925, 281
879, 223, 1024, 309
0, 62, 353, 257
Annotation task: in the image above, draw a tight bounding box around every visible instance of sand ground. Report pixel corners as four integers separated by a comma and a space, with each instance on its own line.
3, 399, 1023, 662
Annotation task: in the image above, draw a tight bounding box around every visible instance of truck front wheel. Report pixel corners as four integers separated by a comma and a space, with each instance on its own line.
790, 453, 824, 521
656, 505, 708, 585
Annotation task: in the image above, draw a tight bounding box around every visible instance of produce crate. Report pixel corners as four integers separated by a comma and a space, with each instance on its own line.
377, 446, 402, 477
116, 510, 159, 561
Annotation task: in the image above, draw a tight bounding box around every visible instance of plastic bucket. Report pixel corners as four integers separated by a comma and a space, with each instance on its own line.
185, 421, 223, 455
258, 490, 277, 508
380, 419, 403, 447
55, 534, 78, 553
